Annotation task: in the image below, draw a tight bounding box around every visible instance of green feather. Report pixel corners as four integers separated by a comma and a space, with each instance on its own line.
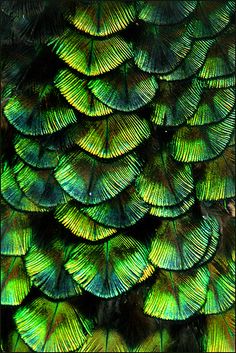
134, 23, 191, 74
68, 1, 135, 37
204, 74, 235, 89
136, 149, 194, 206
133, 328, 171, 352
149, 215, 220, 270
187, 1, 235, 38
69, 113, 151, 159
65, 234, 149, 298
198, 216, 222, 265
54, 69, 113, 117
4, 96, 77, 135
7, 331, 32, 352
202, 307, 235, 352
55, 202, 117, 241
25, 237, 82, 299
160, 38, 214, 81
138, 1, 197, 25
55, 151, 142, 205
170, 111, 235, 162
14, 161, 70, 208
88, 62, 158, 112
151, 79, 202, 126
1, 161, 47, 212
201, 254, 235, 314
49, 29, 132, 76
198, 31, 235, 79
187, 88, 235, 125
14, 135, 60, 168
14, 297, 93, 352
144, 268, 210, 320
81, 187, 150, 228
1, 204, 33, 256
1, 256, 31, 306
196, 145, 235, 201
150, 195, 195, 218
79, 329, 128, 352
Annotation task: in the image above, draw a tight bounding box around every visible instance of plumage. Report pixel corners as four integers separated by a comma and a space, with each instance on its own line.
1, 1, 235, 352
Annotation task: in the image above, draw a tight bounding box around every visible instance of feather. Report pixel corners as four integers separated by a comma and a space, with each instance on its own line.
55, 202, 117, 241
170, 111, 235, 162
138, 1, 197, 25
136, 149, 194, 206
144, 268, 210, 320
54, 69, 113, 117
81, 187, 150, 228
149, 215, 220, 270
1, 256, 31, 306
1, 203, 33, 256
78, 328, 128, 352
202, 307, 235, 352
69, 113, 151, 159
1, 161, 47, 212
25, 236, 82, 299
65, 234, 149, 298
14, 297, 93, 352
68, 1, 135, 37
14, 161, 70, 208
88, 62, 158, 112
134, 22, 192, 74
49, 29, 132, 76
55, 151, 142, 205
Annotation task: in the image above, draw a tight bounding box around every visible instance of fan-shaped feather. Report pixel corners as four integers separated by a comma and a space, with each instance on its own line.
81, 187, 149, 228
202, 254, 235, 314
187, 88, 235, 125
151, 79, 202, 126
88, 63, 158, 112
144, 268, 210, 320
68, 1, 135, 37
160, 38, 214, 81
187, 1, 235, 38
138, 1, 197, 25
55, 202, 116, 241
198, 31, 235, 79
149, 215, 220, 270
49, 29, 132, 76
25, 237, 82, 299
1, 204, 33, 256
1, 256, 31, 305
202, 307, 235, 352
69, 113, 151, 158
54, 69, 113, 117
78, 329, 128, 352
15, 161, 69, 208
4, 96, 77, 135
55, 151, 142, 205
65, 234, 149, 298
134, 23, 192, 74
1, 162, 46, 212
136, 149, 194, 206
150, 195, 195, 218
170, 112, 235, 162
14, 135, 60, 168
196, 145, 235, 201
14, 297, 93, 352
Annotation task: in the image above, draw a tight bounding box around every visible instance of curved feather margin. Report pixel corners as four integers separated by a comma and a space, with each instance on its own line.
14, 297, 93, 352
144, 267, 210, 320
65, 234, 149, 298
1, 256, 31, 306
